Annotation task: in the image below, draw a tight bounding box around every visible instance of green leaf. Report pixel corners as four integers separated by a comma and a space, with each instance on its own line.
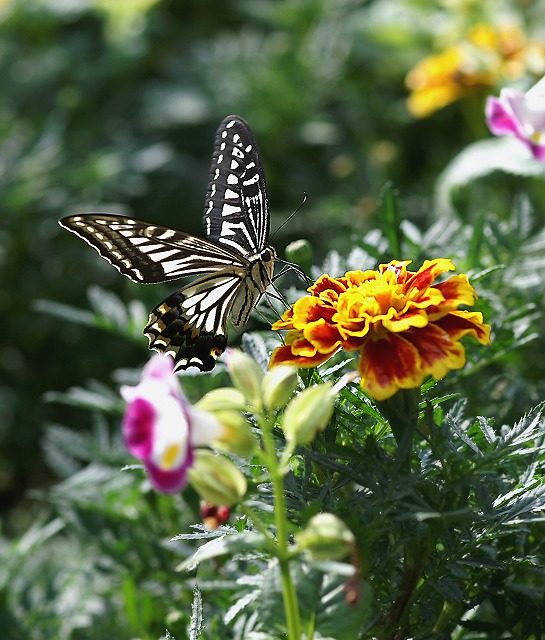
188, 585, 203, 640
175, 532, 268, 572
258, 560, 371, 640
436, 137, 545, 217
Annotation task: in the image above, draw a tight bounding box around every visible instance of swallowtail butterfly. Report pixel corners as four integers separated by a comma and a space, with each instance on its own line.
60, 115, 276, 371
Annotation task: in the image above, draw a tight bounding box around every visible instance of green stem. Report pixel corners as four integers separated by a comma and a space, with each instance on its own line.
379, 520, 442, 638
260, 413, 302, 640
433, 600, 461, 633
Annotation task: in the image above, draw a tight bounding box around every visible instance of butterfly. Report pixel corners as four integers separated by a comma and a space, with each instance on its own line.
59, 115, 276, 372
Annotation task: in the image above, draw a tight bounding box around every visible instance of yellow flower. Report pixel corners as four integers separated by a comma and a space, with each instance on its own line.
270, 259, 491, 402
406, 23, 545, 118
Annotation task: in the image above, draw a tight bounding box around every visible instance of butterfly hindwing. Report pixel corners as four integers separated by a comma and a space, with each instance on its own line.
145, 272, 246, 371
59, 115, 276, 371
204, 115, 270, 256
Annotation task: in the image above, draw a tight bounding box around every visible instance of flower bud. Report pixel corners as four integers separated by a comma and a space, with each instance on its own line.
282, 382, 335, 445
200, 501, 231, 529
226, 349, 264, 408
188, 450, 247, 506
195, 387, 247, 412
261, 365, 298, 411
285, 239, 312, 274
295, 513, 355, 561
209, 409, 257, 457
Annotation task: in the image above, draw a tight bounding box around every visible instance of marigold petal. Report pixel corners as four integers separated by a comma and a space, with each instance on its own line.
269, 343, 337, 369
271, 308, 294, 330
405, 324, 467, 380
345, 269, 386, 287
304, 319, 345, 352
382, 308, 429, 332
379, 260, 412, 282
406, 258, 455, 292
407, 83, 465, 118
435, 274, 477, 307
309, 274, 347, 296
292, 296, 336, 327
435, 310, 492, 345
358, 334, 425, 401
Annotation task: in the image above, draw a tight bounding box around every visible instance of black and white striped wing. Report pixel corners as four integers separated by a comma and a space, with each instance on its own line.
59, 214, 248, 283
59, 116, 276, 372
204, 115, 270, 255
145, 270, 250, 371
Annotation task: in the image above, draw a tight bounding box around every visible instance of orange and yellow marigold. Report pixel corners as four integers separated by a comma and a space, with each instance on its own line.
269, 259, 491, 401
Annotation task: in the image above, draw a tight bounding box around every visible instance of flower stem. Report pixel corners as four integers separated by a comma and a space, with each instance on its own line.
259, 412, 302, 640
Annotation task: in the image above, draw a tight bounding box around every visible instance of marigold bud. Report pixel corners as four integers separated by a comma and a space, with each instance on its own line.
295, 513, 355, 561
285, 239, 312, 273
282, 383, 335, 445
261, 365, 298, 411
210, 409, 257, 457
226, 349, 264, 408
188, 450, 247, 506
195, 387, 247, 412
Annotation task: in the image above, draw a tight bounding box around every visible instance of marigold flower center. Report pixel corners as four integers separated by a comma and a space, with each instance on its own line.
337, 277, 402, 320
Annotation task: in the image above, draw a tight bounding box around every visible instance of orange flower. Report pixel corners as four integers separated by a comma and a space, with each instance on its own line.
270, 259, 491, 401
406, 23, 545, 118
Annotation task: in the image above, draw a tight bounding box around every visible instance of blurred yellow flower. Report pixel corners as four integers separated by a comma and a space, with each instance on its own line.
406, 23, 545, 118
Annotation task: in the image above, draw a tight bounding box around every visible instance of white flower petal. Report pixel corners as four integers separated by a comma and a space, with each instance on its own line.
188, 407, 223, 446
150, 395, 190, 470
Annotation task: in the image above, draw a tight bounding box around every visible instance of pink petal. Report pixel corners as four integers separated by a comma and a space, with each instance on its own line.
122, 397, 154, 460
146, 447, 194, 494
486, 95, 520, 136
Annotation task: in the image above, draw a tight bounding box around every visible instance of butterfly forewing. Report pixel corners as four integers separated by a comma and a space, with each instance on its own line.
59, 214, 248, 283
204, 116, 270, 256
59, 115, 275, 371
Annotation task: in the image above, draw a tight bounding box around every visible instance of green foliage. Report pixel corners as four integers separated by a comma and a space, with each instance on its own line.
4, 0, 545, 637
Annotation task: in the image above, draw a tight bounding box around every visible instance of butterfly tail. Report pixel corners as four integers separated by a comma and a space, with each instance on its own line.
144, 291, 228, 372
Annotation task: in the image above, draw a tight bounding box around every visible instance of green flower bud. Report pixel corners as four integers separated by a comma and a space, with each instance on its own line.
195, 387, 247, 412
188, 450, 247, 506
261, 365, 299, 411
295, 513, 355, 561
282, 382, 335, 445
210, 409, 257, 457
227, 349, 264, 408
285, 239, 312, 274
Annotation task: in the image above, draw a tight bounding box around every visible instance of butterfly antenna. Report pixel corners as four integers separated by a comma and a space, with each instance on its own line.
271, 193, 308, 239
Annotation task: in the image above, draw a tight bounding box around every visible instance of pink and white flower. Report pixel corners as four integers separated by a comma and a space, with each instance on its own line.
121, 355, 221, 494
486, 76, 545, 161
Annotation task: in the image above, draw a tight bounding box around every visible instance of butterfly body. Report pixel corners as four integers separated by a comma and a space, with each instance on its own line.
60, 115, 275, 371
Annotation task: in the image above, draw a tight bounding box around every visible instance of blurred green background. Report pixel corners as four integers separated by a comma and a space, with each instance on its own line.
2, 0, 545, 528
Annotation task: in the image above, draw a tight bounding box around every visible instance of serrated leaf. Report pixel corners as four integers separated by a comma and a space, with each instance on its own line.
88, 285, 128, 328
189, 585, 203, 640
44, 384, 121, 412
176, 533, 268, 572
258, 560, 371, 640
34, 299, 95, 326
225, 591, 262, 625
242, 332, 270, 372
